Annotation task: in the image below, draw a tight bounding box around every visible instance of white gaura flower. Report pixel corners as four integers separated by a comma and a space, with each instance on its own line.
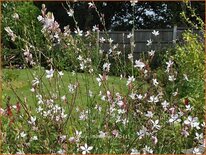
30, 135, 38, 141
92, 25, 99, 32
108, 48, 113, 55
101, 95, 106, 101
117, 100, 124, 107
85, 31, 90, 37
0, 108, 4, 115
74, 27, 83, 36
80, 62, 85, 70
193, 147, 202, 154
88, 90, 93, 97
96, 74, 102, 86
129, 93, 136, 100
103, 62, 111, 72
131, 148, 140, 154
4, 26, 16, 41
152, 78, 159, 86
148, 95, 159, 103
145, 111, 153, 118
127, 33, 133, 39
99, 131, 107, 138
151, 119, 161, 130
59, 135, 66, 142
75, 130, 82, 141
96, 74, 107, 86
16, 149, 25, 154
77, 55, 83, 61
142, 145, 153, 154
129, 20, 133, 24
32, 77, 39, 86
120, 74, 123, 80
46, 68, 54, 79
57, 149, 65, 154
4, 27, 14, 35
195, 132, 203, 141
185, 104, 193, 111
137, 94, 143, 100
148, 50, 155, 56
161, 100, 169, 110
67, 9, 74, 17
95, 105, 102, 111
131, 41, 136, 48
183, 74, 189, 81
88, 2, 95, 8
137, 126, 149, 139
184, 116, 200, 130
36, 106, 43, 113
123, 19, 128, 23
44, 12, 55, 25
68, 84, 76, 93
168, 114, 181, 123
108, 38, 113, 44
146, 39, 152, 46
89, 68, 93, 73
58, 71, 64, 77
80, 143, 93, 154
166, 59, 174, 69
181, 128, 189, 137
126, 76, 135, 86
61, 95, 66, 101
152, 30, 159, 36
79, 110, 88, 120
172, 91, 178, 96
37, 15, 43, 22
72, 70, 76, 76
128, 53, 133, 60
134, 60, 145, 70
109, 48, 113, 54
28, 116, 36, 125
12, 13, 19, 20
168, 75, 176, 81
112, 44, 118, 50
99, 37, 105, 43
31, 87, 35, 92
130, 0, 138, 6
20, 131, 27, 138
103, 2, 107, 6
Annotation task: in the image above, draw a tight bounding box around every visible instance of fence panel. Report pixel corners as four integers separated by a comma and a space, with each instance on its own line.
98, 27, 202, 56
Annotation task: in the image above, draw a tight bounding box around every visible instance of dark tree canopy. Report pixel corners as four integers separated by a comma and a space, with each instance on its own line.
34, 1, 205, 31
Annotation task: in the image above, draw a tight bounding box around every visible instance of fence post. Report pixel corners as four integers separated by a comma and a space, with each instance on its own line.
173, 25, 177, 44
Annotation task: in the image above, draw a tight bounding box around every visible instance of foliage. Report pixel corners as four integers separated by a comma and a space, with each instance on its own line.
174, 31, 204, 118
2, 2, 44, 67
34, 1, 205, 31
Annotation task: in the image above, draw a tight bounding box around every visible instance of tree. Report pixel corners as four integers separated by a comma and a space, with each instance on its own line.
33, 1, 205, 31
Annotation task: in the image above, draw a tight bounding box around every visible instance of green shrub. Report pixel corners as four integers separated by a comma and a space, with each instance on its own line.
174, 31, 204, 119
2, 2, 44, 67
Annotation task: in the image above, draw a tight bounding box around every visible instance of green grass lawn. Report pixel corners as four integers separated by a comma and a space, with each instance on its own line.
2, 68, 128, 109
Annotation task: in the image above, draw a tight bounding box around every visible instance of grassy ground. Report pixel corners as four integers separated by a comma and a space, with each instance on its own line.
2, 68, 128, 108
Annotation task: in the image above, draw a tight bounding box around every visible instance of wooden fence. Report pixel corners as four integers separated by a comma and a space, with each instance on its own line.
97, 26, 203, 58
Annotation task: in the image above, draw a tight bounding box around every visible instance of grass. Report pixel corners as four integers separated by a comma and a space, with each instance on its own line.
2, 68, 128, 109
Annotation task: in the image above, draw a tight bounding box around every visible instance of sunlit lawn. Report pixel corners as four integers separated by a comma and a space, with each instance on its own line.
2, 68, 129, 109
